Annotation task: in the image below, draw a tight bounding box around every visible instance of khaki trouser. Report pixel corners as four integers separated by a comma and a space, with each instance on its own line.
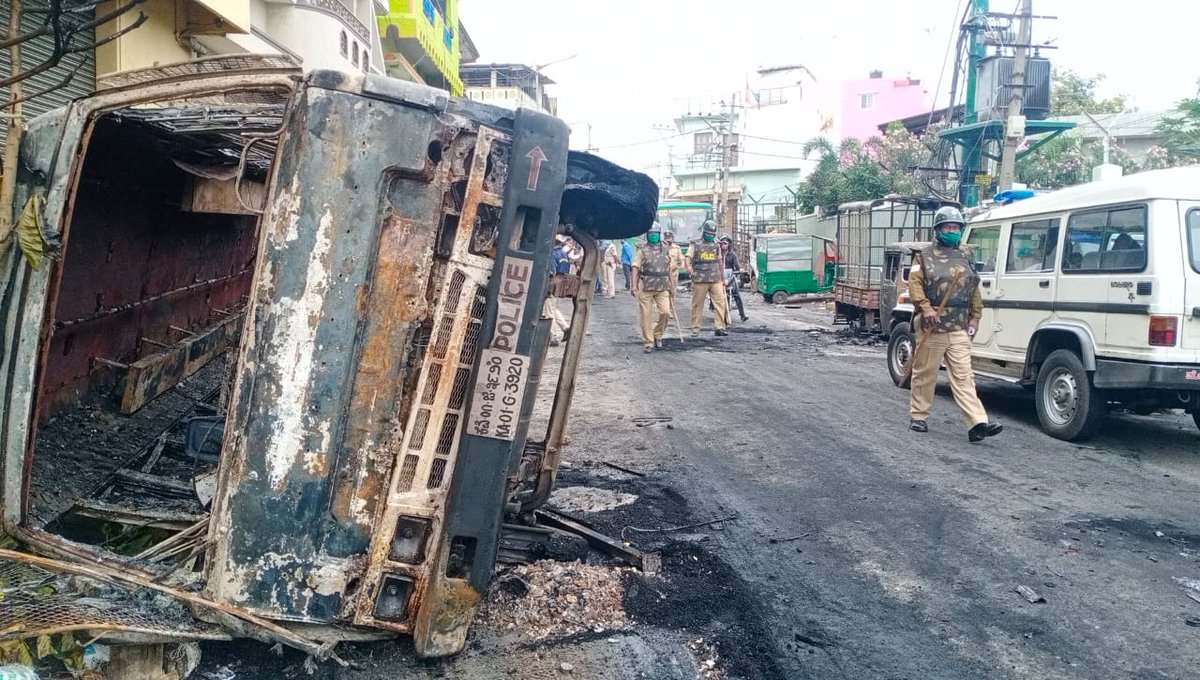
690, 281, 727, 331
637, 290, 671, 347
909, 329, 988, 428
543, 297, 570, 343
602, 263, 617, 298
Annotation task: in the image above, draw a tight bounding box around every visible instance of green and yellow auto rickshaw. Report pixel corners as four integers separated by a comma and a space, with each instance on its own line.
753, 233, 837, 303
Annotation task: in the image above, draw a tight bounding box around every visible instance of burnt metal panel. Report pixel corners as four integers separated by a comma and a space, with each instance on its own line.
205, 83, 449, 621
406, 108, 570, 656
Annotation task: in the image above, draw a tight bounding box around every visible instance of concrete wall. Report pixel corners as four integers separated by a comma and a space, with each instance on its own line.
96, 0, 193, 75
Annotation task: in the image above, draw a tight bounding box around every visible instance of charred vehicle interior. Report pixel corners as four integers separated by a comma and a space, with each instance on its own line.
0, 56, 656, 669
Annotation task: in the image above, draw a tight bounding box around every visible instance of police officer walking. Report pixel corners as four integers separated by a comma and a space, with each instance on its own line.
908, 206, 1003, 442
631, 224, 673, 352
688, 220, 728, 337
664, 228, 684, 292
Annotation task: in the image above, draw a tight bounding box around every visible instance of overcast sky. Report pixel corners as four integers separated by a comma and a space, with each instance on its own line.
460, 0, 1200, 175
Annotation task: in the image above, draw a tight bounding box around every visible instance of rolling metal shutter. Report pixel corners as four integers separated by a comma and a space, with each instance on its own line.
0, 0, 96, 149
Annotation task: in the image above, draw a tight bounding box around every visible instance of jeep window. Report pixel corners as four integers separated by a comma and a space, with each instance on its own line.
966, 225, 1000, 273
1062, 205, 1147, 273
1188, 209, 1200, 273
1005, 218, 1060, 273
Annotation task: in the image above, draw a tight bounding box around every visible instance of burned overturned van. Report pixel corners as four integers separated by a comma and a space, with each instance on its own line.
0, 55, 656, 667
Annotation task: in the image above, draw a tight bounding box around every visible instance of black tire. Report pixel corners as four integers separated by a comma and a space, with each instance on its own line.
886, 321, 915, 387
1193, 410, 1200, 432
771, 290, 789, 305
1035, 349, 1107, 441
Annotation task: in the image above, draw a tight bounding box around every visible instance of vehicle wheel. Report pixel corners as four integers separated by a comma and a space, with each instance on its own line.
1035, 349, 1107, 441
1193, 410, 1200, 432
771, 290, 788, 305
887, 321, 915, 387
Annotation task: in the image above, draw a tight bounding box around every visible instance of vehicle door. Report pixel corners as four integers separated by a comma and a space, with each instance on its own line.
1059, 205, 1147, 357
1182, 204, 1200, 357
880, 250, 900, 325
964, 223, 1001, 348
995, 217, 1061, 355
820, 238, 837, 288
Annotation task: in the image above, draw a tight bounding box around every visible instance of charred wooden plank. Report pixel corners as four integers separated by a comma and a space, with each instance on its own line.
120, 314, 242, 414
112, 470, 196, 498
71, 499, 204, 529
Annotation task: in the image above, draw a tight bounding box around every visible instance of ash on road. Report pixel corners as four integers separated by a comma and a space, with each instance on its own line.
199, 291, 1200, 679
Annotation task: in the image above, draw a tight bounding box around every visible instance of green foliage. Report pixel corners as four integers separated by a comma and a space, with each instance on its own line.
1050, 69, 1127, 115
796, 124, 941, 214
1155, 98, 1200, 163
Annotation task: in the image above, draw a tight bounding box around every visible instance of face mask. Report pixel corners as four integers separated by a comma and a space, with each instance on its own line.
647, 233, 661, 244
703, 233, 715, 242
935, 229, 962, 248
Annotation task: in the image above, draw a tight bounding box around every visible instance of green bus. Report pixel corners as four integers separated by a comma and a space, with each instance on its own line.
655, 201, 713, 249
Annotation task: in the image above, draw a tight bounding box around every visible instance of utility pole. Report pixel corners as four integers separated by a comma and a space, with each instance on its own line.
997, 0, 1031, 191
716, 94, 735, 236
958, 0, 989, 206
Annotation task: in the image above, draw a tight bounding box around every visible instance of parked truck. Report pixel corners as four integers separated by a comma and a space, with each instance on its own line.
833, 197, 958, 334
0, 55, 656, 671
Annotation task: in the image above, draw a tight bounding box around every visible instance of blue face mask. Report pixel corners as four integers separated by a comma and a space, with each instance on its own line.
935, 229, 962, 248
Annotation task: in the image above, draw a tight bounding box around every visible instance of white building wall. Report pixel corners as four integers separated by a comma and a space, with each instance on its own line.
464, 86, 543, 113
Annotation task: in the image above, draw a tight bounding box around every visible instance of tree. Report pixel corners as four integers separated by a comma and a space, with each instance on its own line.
1049, 69, 1127, 116
796, 124, 941, 214
0, 0, 147, 255
1155, 98, 1200, 164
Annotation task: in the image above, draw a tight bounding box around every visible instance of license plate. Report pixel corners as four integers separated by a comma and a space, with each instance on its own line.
467, 349, 530, 441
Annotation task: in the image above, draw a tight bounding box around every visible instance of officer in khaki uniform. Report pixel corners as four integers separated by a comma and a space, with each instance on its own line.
688, 220, 728, 337
664, 228, 684, 292
631, 224, 672, 352
908, 206, 1003, 442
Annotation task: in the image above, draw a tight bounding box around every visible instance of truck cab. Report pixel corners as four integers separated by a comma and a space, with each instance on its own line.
0, 56, 657, 666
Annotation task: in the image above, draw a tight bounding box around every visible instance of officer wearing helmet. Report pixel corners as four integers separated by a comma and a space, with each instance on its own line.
908, 206, 1003, 442
687, 220, 728, 337
631, 223, 673, 352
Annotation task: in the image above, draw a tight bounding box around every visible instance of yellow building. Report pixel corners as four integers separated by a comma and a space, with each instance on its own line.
91, 0, 474, 91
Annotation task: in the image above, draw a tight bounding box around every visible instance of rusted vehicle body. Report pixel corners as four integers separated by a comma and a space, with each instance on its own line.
0, 55, 655, 665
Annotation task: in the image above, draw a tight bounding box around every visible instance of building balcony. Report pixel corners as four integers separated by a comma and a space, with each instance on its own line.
378, 0, 462, 94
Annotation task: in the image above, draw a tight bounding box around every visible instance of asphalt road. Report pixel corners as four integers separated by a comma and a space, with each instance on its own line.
198, 288, 1200, 679
558, 289, 1200, 679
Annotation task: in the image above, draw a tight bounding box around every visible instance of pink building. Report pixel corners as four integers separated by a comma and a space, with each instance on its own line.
841, 71, 929, 141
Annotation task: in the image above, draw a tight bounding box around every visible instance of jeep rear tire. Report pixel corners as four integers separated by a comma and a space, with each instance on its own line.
1035, 349, 1106, 441
887, 321, 915, 387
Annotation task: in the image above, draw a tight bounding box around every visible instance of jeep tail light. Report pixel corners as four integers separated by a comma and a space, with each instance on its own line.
1149, 315, 1178, 347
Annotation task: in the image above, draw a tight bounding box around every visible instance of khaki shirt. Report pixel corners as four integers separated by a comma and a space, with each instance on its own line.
668, 244, 683, 274
909, 254, 983, 323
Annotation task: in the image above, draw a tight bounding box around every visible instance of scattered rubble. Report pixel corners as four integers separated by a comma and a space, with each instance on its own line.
548, 486, 638, 514
686, 638, 725, 679
1014, 584, 1046, 604
477, 560, 632, 641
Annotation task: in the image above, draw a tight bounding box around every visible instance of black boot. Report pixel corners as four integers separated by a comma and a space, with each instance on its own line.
910, 419, 928, 433
968, 422, 1003, 442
